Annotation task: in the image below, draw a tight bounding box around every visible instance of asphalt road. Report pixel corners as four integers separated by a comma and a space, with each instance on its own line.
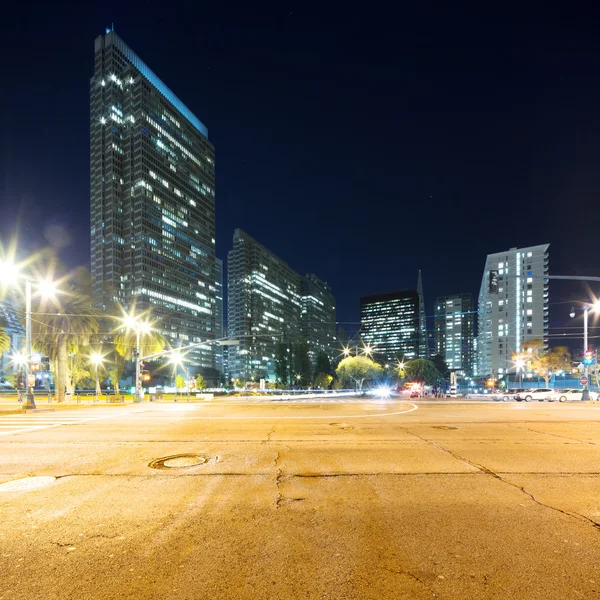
1, 398, 599, 599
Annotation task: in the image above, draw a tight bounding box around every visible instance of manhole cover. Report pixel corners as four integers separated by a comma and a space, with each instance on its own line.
149, 454, 213, 469
0, 476, 56, 492
433, 426, 459, 430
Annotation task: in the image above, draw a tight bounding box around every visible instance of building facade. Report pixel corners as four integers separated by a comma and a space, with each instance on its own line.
434, 294, 475, 375
301, 274, 337, 365
360, 290, 420, 364
90, 30, 216, 369
417, 271, 429, 358
227, 230, 336, 381
214, 258, 224, 373
477, 244, 549, 378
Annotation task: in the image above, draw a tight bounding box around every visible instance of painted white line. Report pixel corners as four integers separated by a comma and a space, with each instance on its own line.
177, 403, 419, 420
0, 410, 142, 436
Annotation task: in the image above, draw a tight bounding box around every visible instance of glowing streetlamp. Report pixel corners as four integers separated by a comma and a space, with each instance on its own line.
123, 313, 152, 402
0, 260, 57, 409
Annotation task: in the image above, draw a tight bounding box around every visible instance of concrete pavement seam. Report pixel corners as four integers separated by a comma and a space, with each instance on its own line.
400, 427, 600, 533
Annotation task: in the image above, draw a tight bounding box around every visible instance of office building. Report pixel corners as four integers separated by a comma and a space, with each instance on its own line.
360, 290, 420, 364
301, 274, 337, 365
227, 229, 336, 380
434, 294, 475, 375
417, 271, 429, 358
90, 30, 216, 369
214, 258, 224, 372
477, 244, 549, 378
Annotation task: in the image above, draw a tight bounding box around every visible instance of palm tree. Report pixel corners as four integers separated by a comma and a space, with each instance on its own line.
32, 279, 100, 402
0, 327, 10, 355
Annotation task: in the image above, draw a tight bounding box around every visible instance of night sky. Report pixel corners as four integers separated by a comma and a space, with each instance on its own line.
3, 2, 600, 341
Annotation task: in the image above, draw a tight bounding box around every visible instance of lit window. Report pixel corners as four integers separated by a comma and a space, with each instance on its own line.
527, 252, 532, 257
527, 309, 532, 315
527, 297, 532, 303
527, 277, 532, 283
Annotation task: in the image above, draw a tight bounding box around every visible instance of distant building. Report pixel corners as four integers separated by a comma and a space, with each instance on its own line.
214, 258, 224, 373
434, 294, 475, 375
477, 244, 549, 378
0, 296, 24, 374
360, 290, 420, 364
417, 271, 429, 358
227, 229, 336, 381
90, 30, 217, 370
301, 274, 337, 366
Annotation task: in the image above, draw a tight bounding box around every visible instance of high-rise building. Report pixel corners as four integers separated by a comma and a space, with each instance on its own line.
301, 274, 337, 365
417, 270, 429, 358
360, 290, 420, 364
227, 229, 336, 381
477, 244, 549, 378
434, 294, 475, 375
214, 258, 224, 372
90, 30, 216, 369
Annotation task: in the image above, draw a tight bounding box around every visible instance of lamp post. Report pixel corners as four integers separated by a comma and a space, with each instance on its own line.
124, 315, 151, 403
0, 261, 56, 409
570, 301, 600, 400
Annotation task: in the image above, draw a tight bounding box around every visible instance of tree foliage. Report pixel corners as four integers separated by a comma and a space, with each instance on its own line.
274, 342, 289, 385
0, 327, 10, 355
195, 374, 207, 391
314, 350, 332, 376
403, 359, 441, 384
335, 355, 383, 391
314, 373, 333, 389
430, 354, 450, 378
175, 374, 185, 389
530, 346, 571, 387
294, 337, 312, 386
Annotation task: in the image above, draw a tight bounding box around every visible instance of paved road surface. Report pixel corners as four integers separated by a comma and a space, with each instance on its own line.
1, 399, 599, 599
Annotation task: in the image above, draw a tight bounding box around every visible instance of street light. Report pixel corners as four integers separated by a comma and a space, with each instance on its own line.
570, 301, 600, 400
90, 353, 103, 403
123, 313, 153, 403
0, 260, 57, 409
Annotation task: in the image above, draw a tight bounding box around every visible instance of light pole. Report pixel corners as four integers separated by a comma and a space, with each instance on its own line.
570, 301, 600, 400
0, 261, 56, 409
124, 315, 151, 403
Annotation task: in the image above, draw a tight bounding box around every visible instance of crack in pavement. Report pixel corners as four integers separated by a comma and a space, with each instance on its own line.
262, 425, 276, 445
399, 427, 600, 533
381, 566, 441, 598
505, 423, 597, 445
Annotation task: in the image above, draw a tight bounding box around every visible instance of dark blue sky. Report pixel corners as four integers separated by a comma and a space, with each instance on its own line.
3, 2, 600, 336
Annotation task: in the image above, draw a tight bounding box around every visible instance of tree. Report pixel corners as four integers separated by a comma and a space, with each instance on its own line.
336, 355, 383, 391
195, 374, 207, 391
175, 374, 185, 400
315, 350, 332, 375
294, 337, 312, 387
0, 317, 10, 356
32, 269, 100, 402
314, 373, 333, 389
530, 346, 571, 387
430, 354, 450, 378
233, 378, 243, 389
274, 342, 289, 386
107, 358, 126, 396
403, 359, 441, 385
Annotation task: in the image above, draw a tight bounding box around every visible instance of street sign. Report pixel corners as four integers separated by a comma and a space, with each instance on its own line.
27, 374, 36, 387
580, 375, 588, 386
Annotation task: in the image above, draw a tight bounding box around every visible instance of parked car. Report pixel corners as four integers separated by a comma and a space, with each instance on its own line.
492, 388, 524, 402
544, 388, 599, 402
410, 390, 419, 398
516, 388, 554, 402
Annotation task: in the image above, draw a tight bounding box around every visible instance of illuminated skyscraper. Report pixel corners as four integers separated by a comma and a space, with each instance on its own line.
477, 244, 549, 378
90, 30, 216, 368
360, 290, 420, 363
227, 230, 336, 380
434, 294, 474, 375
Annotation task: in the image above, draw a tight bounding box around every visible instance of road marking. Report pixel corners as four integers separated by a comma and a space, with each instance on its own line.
178, 403, 419, 420
0, 410, 140, 437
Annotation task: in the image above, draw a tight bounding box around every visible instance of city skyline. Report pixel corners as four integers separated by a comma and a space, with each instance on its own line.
3, 7, 600, 337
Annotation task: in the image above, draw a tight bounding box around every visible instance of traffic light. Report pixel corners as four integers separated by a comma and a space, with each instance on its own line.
583, 350, 594, 366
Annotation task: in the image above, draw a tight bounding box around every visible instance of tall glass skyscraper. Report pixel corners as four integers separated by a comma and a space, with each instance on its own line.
360, 290, 420, 363
90, 30, 216, 368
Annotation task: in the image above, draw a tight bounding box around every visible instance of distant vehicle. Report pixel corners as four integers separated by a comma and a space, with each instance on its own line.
544, 388, 596, 402
516, 388, 554, 402
492, 388, 524, 402
410, 390, 419, 398
0, 377, 14, 390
